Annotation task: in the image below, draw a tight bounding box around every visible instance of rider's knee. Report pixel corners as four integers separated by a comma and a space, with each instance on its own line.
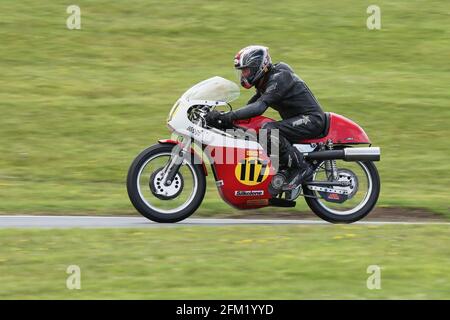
261, 122, 281, 139
261, 122, 279, 131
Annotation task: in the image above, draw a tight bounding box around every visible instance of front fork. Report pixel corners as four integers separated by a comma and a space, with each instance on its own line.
160, 135, 190, 187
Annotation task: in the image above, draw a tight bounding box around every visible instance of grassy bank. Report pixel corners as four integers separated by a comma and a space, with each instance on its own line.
0, 0, 448, 215
0, 224, 449, 299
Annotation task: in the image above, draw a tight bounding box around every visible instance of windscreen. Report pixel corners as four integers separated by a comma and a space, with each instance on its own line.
181, 76, 240, 103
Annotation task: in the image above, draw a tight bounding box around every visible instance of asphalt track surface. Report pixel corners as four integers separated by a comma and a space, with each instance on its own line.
0, 216, 449, 228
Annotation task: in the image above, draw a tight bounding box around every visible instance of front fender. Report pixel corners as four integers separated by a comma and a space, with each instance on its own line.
158, 139, 208, 176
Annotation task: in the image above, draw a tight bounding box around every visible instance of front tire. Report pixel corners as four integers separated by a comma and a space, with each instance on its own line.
127, 144, 206, 223
304, 161, 380, 223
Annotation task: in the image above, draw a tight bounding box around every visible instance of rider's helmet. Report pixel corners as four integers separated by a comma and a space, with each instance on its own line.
234, 45, 272, 89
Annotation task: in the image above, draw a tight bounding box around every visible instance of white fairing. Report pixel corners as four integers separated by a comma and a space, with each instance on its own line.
167, 77, 262, 150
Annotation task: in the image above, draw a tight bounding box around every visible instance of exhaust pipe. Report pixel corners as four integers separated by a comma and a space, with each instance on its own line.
344, 147, 380, 161
304, 147, 380, 162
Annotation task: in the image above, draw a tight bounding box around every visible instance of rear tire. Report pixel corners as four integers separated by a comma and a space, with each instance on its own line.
127, 144, 206, 223
304, 161, 380, 223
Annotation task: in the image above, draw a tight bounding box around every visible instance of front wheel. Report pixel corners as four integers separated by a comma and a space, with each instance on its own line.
127, 144, 206, 223
303, 161, 380, 223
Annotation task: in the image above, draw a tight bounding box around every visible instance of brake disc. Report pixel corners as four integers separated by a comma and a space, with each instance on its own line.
149, 168, 184, 200
317, 168, 358, 203
337, 168, 359, 198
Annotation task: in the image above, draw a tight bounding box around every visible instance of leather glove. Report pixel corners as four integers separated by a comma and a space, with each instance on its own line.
205, 110, 235, 129
205, 110, 220, 127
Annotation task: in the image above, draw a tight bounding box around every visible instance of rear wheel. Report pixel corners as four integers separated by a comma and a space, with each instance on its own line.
127, 144, 206, 223
304, 161, 380, 223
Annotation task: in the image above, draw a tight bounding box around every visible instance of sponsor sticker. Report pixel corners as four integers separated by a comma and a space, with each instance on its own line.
235, 190, 264, 196
216, 180, 224, 187
327, 193, 340, 200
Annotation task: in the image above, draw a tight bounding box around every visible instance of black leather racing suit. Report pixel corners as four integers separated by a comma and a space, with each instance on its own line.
232, 62, 326, 170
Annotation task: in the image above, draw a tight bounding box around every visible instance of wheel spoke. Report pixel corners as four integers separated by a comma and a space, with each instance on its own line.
136, 153, 198, 214
311, 161, 372, 215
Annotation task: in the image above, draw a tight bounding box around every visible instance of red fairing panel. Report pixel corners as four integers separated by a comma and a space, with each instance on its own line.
159, 139, 274, 209
300, 113, 371, 144
208, 146, 274, 209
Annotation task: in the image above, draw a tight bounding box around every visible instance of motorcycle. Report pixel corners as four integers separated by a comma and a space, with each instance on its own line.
127, 76, 381, 223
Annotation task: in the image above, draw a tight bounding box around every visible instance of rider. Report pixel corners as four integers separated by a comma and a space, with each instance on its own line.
206, 45, 326, 191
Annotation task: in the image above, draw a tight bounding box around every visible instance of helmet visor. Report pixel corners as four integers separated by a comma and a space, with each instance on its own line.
235, 67, 253, 88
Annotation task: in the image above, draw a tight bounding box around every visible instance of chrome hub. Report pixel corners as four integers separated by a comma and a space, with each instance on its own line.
149, 168, 184, 200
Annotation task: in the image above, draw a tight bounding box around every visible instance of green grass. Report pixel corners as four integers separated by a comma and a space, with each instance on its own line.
0, 0, 449, 215
0, 225, 449, 299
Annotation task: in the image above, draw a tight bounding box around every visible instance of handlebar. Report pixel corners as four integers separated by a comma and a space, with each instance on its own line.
189, 103, 234, 129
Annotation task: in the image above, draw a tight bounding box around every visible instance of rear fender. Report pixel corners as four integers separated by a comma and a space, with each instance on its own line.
158, 139, 208, 176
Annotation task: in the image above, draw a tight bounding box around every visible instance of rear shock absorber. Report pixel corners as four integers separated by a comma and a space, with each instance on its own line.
325, 140, 338, 181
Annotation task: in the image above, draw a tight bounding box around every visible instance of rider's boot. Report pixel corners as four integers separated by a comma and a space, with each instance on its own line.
269, 148, 314, 196
282, 164, 314, 190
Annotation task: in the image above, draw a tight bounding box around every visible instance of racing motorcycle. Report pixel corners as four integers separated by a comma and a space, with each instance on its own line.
127, 77, 381, 223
